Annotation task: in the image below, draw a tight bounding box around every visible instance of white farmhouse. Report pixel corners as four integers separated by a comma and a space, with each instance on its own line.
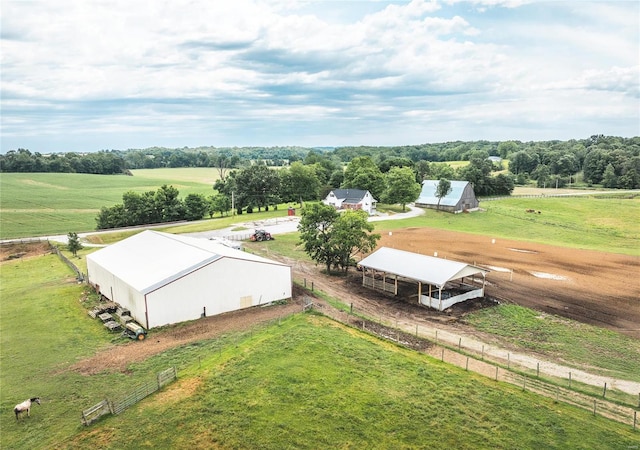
322, 189, 377, 215
86, 230, 292, 329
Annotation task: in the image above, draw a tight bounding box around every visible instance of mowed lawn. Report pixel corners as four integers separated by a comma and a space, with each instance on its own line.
0, 169, 217, 239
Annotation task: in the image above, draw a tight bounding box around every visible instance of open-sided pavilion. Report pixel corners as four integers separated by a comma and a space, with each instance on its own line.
358, 247, 489, 311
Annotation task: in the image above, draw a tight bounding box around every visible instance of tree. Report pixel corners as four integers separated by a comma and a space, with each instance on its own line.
602, 163, 617, 188
155, 185, 185, 221
298, 203, 340, 274
435, 179, 452, 210
184, 193, 209, 221
430, 163, 455, 180
298, 203, 380, 275
497, 141, 518, 158
208, 193, 232, 217
279, 162, 321, 208
331, 210, 379, 273
67, 232, 82, 257
383, 166, 421, 211
532, 164, 551, 188
342, 156, 386, 200
509, 151, 539, 175
234, 164, 280, 212
414, 160, 431, 182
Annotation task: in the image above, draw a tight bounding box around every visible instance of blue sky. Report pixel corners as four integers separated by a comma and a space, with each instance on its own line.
1, 0, 638, 153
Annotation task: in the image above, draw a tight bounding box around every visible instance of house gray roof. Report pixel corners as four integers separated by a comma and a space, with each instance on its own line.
329, 189, 372, 204
416, 180, 471, 207
358, 247, 489, 287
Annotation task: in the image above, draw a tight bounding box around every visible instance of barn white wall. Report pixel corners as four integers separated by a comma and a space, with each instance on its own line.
145, 257, 292, 328
87, 257, 147, 323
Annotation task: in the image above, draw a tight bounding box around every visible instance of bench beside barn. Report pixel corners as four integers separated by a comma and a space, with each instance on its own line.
86, 230, 292, 329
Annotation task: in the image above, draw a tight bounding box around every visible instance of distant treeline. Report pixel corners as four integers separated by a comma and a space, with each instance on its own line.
2, 135, 640, 189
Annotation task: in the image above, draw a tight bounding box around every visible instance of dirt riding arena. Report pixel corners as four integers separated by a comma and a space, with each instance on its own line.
372, 228, 640, 339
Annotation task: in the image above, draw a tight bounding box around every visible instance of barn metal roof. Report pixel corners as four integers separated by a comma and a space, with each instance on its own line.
358, 247, 488, 287
87, 230, 287, 294
416, 180, 471, 207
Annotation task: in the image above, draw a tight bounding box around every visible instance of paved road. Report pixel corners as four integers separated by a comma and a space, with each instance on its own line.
185, 204, 426, 241
2, 204, 424, 246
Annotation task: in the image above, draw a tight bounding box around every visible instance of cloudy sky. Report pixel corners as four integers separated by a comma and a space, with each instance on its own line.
1, 0, 638, 153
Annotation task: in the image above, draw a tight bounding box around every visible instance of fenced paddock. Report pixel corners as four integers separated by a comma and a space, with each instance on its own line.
82, 367, 177, 426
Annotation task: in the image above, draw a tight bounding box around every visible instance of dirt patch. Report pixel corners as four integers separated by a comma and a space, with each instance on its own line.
68, 296, 303, 375
0, 241, 52, 261
374, 228, 640, 339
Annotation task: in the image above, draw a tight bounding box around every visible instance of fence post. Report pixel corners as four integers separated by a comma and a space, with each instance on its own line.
311, 281, 314, 292
415, 324, 418, 337
507, 353, 510, 369
569, 372, 572, 389
537, 362, 539, 378
634, 410, 637, 430
435, 330, 438, 343
441, 348, 444, 362
458, 337, 461, 350
495, 366, 498, 381
481, 345, 484, 360
603, 382, 607, 398
465, 357, 469, 371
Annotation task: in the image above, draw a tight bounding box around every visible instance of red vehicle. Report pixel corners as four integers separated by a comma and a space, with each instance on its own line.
250, 229, 273, 241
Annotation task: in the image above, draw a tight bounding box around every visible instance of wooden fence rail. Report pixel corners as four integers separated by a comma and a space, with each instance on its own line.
81, 399, 111, 426
81, 367, 177, 426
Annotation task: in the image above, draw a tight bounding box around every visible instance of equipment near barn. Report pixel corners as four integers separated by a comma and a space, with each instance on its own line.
250, 229, 273, 241
123, 322, 147, 340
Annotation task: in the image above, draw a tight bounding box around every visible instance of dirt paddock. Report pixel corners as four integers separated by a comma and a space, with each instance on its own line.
373, 228, 640, 339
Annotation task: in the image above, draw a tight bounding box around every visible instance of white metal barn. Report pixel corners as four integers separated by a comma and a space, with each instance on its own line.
358, 247, 489, 311
86, 230, 292, 329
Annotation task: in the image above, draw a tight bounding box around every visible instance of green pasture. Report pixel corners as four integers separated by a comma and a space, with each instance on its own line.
374, 196, 640, 256
54, 316, 640, 449
466, 305, 640, 384
0, 169, 217, 239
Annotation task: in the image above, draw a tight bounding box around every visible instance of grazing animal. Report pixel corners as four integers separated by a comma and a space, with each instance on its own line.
14, 397, 40, 419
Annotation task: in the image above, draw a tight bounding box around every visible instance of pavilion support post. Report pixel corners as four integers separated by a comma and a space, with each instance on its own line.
418, 282, 422, 304
439, 287, 443, 311
394, 275, 398, 295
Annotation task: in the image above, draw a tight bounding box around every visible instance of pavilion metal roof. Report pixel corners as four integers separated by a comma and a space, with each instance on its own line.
358, 247, 488, 287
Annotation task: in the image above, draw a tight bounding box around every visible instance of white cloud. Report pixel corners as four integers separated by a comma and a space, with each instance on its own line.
1, 0, 638, 152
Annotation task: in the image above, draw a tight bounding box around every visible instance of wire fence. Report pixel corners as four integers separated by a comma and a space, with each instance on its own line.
302, 289, 640, 430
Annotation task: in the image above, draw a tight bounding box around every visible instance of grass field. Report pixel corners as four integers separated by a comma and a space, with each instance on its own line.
2, 170, 639, 256
374, 196, 640, 256
465, 305, 640, 383
1, 255, 637, 450
0, 169, 218, 239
